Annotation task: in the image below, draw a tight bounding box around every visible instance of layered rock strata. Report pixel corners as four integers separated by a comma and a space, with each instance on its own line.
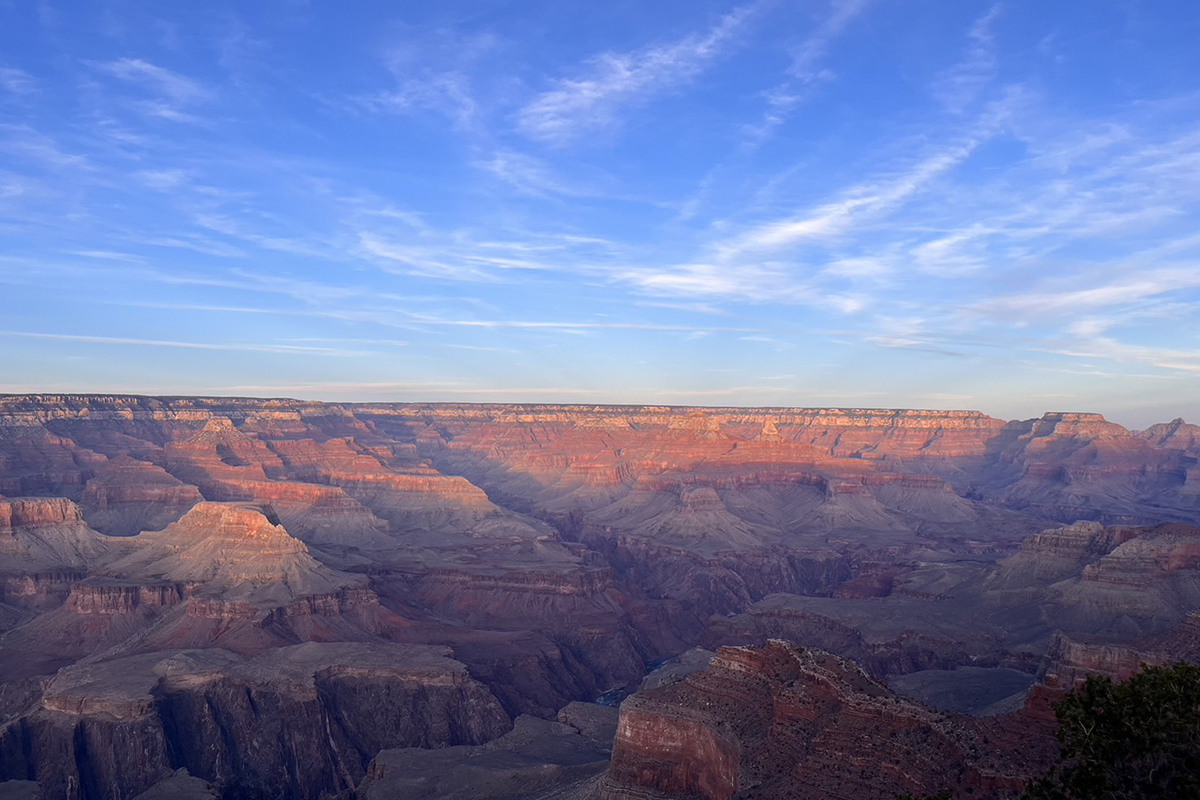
0, 643, 510, 800
0, 395, 1196, 799
598, 641, 1057, 800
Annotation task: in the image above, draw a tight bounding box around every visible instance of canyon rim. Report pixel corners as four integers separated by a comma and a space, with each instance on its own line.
0, 395, 1197, 798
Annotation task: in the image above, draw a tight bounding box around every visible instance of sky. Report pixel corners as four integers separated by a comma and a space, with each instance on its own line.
2, 1, 1199, 428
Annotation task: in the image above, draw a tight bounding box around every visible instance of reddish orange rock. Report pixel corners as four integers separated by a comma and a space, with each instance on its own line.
600, 641, 1057, 800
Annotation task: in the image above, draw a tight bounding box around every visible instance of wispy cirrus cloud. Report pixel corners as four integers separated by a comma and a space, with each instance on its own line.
97, 58, 210, 103
932, 4, 1003, 113
0, 124, 90, 170
621, 130, 993, 307
742, 0, 871, 147
972, 268, 1200, 320
353, 29, 502, 131
0, 67, 36, 95
475, 149, 591, 198
1042, 336, 1200, 376
359, 232, 559, 280
675, 0, 872, 221
0, 330, 350, 355
621, 260, 869, 314
357, 71, 479, 128
717, 138, 983, 258
516, 2, 763, 144
93, 58, 213, 122
789, 0, 871, 80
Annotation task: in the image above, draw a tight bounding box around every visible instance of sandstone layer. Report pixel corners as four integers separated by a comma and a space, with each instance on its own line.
0, 395, 1196, 799
598, 641, 1057, 800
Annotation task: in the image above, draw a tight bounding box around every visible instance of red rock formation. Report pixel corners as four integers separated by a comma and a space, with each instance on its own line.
1042, 611, 1200, 686
98, 502, 361, 602
0, 396, 1197, 800
1138, 417, 1200, 451
82, 456, 202, 536
986, 521, 1200, 638
3, 642, 512, 800
0, 496, 83, 532
600, 641, 1057, 800
980, 413, 1190, 523
0, 497, 108, 572
160, 416, 285, 488
0, 422, 107, 498
64, 581, 185, 615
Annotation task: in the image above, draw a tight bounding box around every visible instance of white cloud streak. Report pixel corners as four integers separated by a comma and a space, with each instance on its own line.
0, 330, 352, 355
932, 4, 1002, 113
719, 140, 982, 257
517, 3, 762, 144
0, 67, 36, 95
791, 0, 870, 80
96, 58, 210, 104
974, 269, 1200, 319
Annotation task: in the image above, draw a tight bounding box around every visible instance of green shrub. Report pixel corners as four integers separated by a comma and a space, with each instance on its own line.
1022, 661, 1200, 799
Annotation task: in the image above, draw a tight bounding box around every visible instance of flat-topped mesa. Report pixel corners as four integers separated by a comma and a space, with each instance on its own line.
422, 408, 1016, 502
364, 402, 998, 422
24, 642, 512, 800
0, 396, 1179, 445
200, 477, 358, 507
83, 457, 201, 509
0, 394, 339, 422
0, 496, 84, 534
331, 470, 491, 501
680, 486, 724, 511
1042, 632, 1147, 686
666, 412, 729, 439
1012, 413, 1141, 462
1077, 524, 1200, 589
264, 436, 399, 479
986, 521, 1122, 587
178, 502, 301, 544
1026, 411, 1128, 437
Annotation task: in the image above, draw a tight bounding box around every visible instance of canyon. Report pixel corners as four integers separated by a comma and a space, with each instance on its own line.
0, 395, 1197, 799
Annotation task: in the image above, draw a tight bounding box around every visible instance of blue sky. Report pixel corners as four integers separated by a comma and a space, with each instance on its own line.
2, 0, 1199, 427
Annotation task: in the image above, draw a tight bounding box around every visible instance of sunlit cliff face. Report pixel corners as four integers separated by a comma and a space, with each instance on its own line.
0, 395, 1197, 799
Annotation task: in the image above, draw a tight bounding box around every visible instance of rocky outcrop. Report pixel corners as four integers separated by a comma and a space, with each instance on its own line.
1, 396, 1198, 799
356, 704, 618, 800
0, 497, 84, 532
0, 498, 108, 573
986, 521, 1200, 638
0, 570, 85, 615
0, 643, 510, 800
1139, 418, 1200, 451
700, 593, 1037, 680
64, 582, 185, 615
1041, 611, 1200, 686
81, 457, 202, 537
599, 641, 1057, 800
977, 413, 1193, 524
0, 422, 106, 499
98, 502, 362, 604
